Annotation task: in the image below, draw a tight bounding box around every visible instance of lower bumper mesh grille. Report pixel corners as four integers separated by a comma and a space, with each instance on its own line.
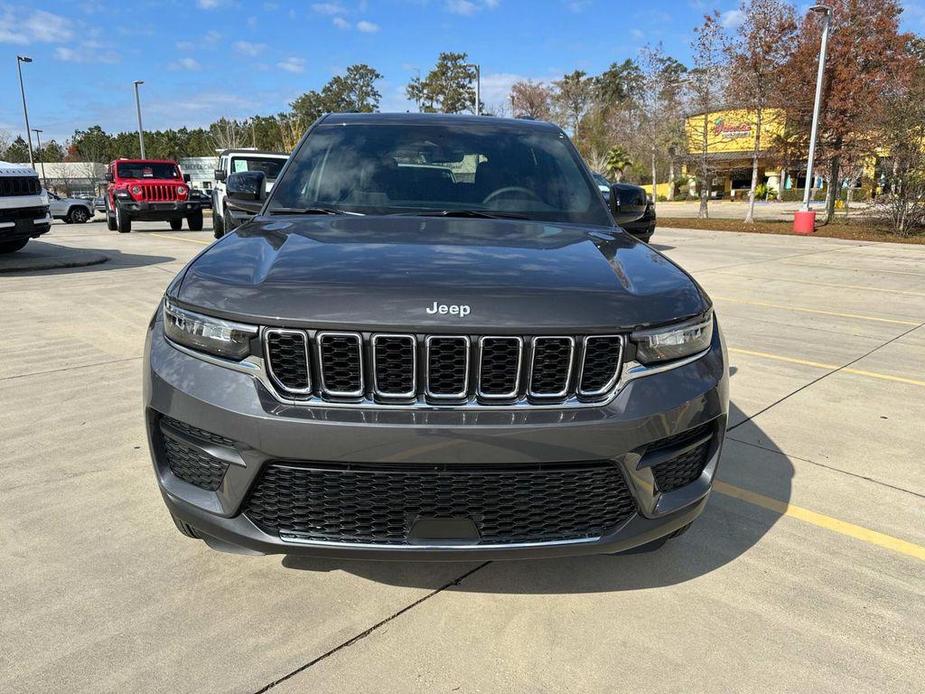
243, 462, 638, 546
647, 423, 715, 493
158, 416, 232, 490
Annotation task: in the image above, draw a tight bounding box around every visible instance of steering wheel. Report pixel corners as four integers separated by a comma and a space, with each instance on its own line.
482, 186, 541, 205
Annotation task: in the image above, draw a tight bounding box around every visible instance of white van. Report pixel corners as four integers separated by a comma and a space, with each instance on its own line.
0, 161, 51, 253
212, 149, 288, 238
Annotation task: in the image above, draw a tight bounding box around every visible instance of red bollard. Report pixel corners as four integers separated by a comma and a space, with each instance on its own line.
793, 210, 816, 235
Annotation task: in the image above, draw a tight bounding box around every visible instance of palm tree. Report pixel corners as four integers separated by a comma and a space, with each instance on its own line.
604, 146, 633, 182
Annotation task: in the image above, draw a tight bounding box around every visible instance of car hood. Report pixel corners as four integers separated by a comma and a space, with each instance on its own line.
174, 215, 709, 332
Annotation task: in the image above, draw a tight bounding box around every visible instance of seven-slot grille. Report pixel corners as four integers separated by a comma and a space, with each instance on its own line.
263, 330, 624, 406
138, 183, 179, 202
0, 175, 41, 197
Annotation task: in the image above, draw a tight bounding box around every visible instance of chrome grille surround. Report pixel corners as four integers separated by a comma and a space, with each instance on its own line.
424, 335, 470, 400
576, 335, 625, 398
264, 328, 312, 397
254, 328, 638, 409
527, 336, 576, 399
371, 333, 417, 400
316, 331, 364, 398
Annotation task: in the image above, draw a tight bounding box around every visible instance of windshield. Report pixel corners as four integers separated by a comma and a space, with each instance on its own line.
267, 122, 611, 225
117, 162, 180, 179
231, 157, 286, 180
593, 172, 611, 188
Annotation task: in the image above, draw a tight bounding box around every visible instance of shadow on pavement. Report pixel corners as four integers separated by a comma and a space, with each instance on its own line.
1, 241, 175, 276
282, 402, 793, 592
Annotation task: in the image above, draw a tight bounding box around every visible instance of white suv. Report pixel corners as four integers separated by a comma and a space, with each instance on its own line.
212, 149, 288, 238
0, 161, 51, 253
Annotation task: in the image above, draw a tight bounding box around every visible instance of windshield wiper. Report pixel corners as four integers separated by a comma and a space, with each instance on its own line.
395, 209, 529, 220
267, 206, 363, 216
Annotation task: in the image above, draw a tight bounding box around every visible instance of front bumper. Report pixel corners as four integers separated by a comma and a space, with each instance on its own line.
144, 316, 729, 560
0, 209, 52, 241
116, 199, 201, 221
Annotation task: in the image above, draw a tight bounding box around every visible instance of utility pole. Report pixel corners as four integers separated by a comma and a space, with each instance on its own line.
466, 63, 481, 115
32, 128, 47, 189
133, 80, 146, 158
16, 56, 34, 169
802, 5, 832, 211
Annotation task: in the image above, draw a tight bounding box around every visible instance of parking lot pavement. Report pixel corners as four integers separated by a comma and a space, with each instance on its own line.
2, 221, 923, 693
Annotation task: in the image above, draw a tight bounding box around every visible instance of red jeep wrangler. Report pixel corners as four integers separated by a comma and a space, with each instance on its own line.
104, 159, 203, 233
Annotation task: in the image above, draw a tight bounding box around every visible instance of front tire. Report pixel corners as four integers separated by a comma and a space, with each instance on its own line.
68, 206, 90, 224
116, 205, 131, 233
187, 210, 204, 231
0, 238, 30, 254
106, 200, 117, 231
212, 204, 225, 238
169, 218, 183, 231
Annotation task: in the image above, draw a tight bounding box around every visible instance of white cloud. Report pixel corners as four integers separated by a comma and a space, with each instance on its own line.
233, 40, 266, 56
356, 20, 379, 32
55, 40, 119, 64
176, 40, 195, 50
720, 9, 745, 28
446, 0, 478, 15
196, 0, 223, 8
333, 17, 350, 29
204, 30, 222, 45
278, 56, 306, 73
0, 8, 73, 45
445, 0, 498, 15
170, 57, 202, 71
312, 2, 346, 14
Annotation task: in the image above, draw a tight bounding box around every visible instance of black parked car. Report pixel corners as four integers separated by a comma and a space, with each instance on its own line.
145, 113, 727, 559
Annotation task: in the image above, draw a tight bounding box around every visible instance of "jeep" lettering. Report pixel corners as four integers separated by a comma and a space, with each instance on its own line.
426, 301, 471, 317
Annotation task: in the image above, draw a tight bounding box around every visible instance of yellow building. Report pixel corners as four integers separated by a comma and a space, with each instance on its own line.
683, 108, 801, 198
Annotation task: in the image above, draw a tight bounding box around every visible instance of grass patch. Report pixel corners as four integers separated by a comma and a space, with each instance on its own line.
657, 217, 925, 245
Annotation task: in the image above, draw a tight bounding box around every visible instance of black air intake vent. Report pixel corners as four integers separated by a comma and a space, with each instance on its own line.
372, 334, 416, 398
425, 336, 469, 398
529, 337, 575, 397
578, 336, 624, 396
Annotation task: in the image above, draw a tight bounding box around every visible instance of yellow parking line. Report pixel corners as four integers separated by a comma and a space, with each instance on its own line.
729, 347, 925, 388
151, 233, 211, 246
712, 296, 920, 326
714, 481, 925, 562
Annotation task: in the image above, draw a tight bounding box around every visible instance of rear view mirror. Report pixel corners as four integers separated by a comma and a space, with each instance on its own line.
214, 169, 226, 182
104, 171, 114, 183
183, 173, 191, 183
226, 171, 266, 215
609, 184, 647, 225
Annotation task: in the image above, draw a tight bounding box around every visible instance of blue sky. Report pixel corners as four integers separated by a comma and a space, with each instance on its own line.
2, 0, 924, 145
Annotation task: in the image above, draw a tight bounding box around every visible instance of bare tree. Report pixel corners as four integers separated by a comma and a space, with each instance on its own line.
688, 12, 728, 218
210, 118, 247, 151
552, 71, 593, 143
876, 38, 925, 236
726, 0, 797, 222
510, 80, 553, 120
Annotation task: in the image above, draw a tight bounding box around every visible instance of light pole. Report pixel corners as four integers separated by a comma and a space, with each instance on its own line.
16, 55, 34, 169
133, 80, 146, 158
466, 63, 481, 116
32, 128, 47, 189
802, 5, 832, 211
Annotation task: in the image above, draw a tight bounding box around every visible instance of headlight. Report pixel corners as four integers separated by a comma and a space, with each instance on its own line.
177, 185, 188, 196
163, 300, 257, 360
632, 312, 713, 365
130, 184, 142, 196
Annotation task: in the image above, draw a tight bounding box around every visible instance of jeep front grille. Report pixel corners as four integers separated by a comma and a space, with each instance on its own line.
0, 175, 41, 197
262, 329, 624, 408
138, 183, 179, 201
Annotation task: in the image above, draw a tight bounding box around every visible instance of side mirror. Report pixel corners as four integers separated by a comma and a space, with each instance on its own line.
609, 184, 647, 225
183, 173, 191, 183
104, 171, 114, 183
226, 170, 266, 215
214, 169, 226, 182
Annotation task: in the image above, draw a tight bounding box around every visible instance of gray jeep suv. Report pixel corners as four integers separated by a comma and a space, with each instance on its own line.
144, 113, 728, 559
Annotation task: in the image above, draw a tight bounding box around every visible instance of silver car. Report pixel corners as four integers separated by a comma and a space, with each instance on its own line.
48, 192, 94, 224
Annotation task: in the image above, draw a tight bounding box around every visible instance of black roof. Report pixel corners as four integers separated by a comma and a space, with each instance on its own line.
319, 112, 561, 131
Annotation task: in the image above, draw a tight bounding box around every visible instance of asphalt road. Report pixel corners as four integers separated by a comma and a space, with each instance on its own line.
2, 220, 923, 693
